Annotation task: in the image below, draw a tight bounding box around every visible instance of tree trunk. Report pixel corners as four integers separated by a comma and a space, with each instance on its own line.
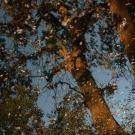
55, 4, 128, 133
54, 41, 128, 134
108, 0, 135, 72
71, 55, 127, 134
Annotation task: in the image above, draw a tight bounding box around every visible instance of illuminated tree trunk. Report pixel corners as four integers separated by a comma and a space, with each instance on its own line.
108, 0, 135, 72
54, 43, 127, 134
60, 6, 128, 133
57, 34, 128, 134
70, 52, 127, 135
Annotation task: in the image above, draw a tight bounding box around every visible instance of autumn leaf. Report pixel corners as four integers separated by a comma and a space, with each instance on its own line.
65, 61, 74, 72
47, 43, 54, 49
59, 6, 68, 15
59, 46, 70, 59
62, 15, 73, 26
71, 48, 81, 57
75, 57, 84, 69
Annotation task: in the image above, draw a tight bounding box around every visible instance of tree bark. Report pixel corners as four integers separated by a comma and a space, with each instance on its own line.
54, 47, 128, 134
51, 4, 128, 134
53, 41, 128, 134
65, 6, 128, 134
70, 51, 127, 135
108, 0, 135, 72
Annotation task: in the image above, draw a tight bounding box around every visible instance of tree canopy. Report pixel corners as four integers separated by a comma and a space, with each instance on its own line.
0, 0, 135, 134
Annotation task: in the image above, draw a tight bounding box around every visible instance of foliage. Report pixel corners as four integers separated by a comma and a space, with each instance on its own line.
0, 0, 135, 134
48, 92, 95, 135
0, 83, 43, 134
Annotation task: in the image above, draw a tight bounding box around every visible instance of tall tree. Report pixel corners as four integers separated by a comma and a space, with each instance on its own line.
0, 0, 135, 134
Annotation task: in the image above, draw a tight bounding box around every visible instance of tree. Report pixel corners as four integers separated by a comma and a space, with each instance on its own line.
108, 0, 135, 72
0, 83, 43, 134
48, 92, 95, 135
0, 0, 135, 134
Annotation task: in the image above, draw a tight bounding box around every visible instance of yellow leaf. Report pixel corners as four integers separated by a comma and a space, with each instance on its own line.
65, 61, 74, 72
59, 6, 67, 15
59, 46, 69, 58
71, 48, 80, 57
